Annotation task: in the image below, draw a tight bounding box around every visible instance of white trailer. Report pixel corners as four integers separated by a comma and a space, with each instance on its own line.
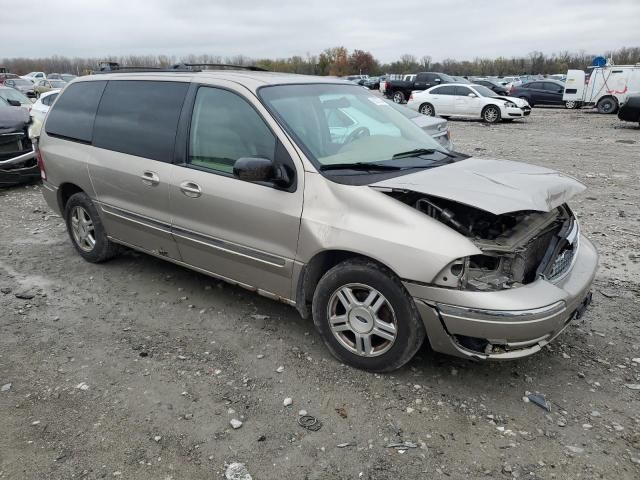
563, 64, 640, 113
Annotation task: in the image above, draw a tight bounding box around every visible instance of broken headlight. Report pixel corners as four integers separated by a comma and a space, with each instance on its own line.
433, 254, 516, 291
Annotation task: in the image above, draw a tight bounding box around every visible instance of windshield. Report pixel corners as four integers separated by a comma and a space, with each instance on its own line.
12, 79, 32, 87
472, 85, 499, 97
0, 88, 31, 104
259, 83, 446, 167
50, 81, 66, 88
61, 74, 76, 81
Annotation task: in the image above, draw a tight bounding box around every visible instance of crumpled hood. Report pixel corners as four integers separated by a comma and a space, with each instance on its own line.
371, 157, 585, 215
493, 96, 529, 107
0, 105, 30, 134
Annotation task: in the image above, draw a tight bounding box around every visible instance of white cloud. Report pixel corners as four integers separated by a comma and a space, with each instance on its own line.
1, 0, 638, 62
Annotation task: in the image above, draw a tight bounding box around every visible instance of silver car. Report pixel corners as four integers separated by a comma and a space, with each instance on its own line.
38, 69, 597, 371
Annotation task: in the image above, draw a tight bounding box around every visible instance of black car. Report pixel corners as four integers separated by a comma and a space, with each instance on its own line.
618, 94, 640, 126
384, 72, 455, 103
0, 105, 39, 187
509, 80, 566, 107
472, 79, 509, 96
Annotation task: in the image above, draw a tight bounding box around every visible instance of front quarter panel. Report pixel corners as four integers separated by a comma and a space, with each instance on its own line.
298, 172, 481, 282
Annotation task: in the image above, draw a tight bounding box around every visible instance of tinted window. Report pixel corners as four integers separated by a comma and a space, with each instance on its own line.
42, 93, 59, 106
189, 87, 276, 174
454, 86, 473, 96
431, 85, 456, 95
415, 73, 428, 82
543, 82, 563, 92
527, 82, 542, 89
93, 81, 188, 162
45, 81, 106, 142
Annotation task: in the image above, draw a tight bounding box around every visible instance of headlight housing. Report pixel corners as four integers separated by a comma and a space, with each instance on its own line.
504, 101, 518, 108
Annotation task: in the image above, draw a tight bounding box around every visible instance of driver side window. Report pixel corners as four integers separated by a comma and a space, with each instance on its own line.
189, 87, 276, 175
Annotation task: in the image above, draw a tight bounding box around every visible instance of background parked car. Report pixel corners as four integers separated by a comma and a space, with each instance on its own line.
407, 83, 531, 123
617, 94, 640, 126
386, 100, 453, 150
0, 86, 34, 109
451, 76, 471, 84
34, 79, 67, 97
0, 72, 20, 85
472, 78, 509, 95
0, 104, 38, 187
30, 89, 60, 124
384, 72, 455, 104
509, 80, 567, 107
3, 78, 37, 98
20, 71, 47, 83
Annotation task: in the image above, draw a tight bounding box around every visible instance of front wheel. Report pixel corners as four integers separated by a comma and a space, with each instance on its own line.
419, 103, 435, 116
482, 105, 501, 123
312, 259, 426, 372
565, 100, 580, 109
392, 91, 405, 104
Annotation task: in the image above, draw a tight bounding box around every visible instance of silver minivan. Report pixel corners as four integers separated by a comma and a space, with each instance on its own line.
38, 68, 598, 371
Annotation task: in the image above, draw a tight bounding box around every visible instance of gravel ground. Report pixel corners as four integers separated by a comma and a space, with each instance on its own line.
1, 107, 639, 480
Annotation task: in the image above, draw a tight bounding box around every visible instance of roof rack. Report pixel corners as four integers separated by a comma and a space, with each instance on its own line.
171, 63, 268, 72
94, 62, 268, 74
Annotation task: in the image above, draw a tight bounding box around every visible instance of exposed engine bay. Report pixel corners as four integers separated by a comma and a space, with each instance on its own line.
386, 190, 578, 291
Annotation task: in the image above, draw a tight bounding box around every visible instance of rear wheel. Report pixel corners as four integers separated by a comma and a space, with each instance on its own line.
482, 105, 501, 123
392, 91, 405, 104
596, 96, 618, 114
64, 192, 120, 263
419, 103, 435, 116
312, 259, 425, 372
565, 100, 579, 109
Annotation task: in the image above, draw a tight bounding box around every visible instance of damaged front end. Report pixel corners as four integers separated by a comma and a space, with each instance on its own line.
0, 106, 39, 187
387, 191, 579, 291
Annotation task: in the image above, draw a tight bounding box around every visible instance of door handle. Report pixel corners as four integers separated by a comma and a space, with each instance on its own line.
141, 171, 160, 186
180, 181, 202, 198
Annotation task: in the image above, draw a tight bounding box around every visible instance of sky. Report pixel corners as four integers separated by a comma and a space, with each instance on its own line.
1, 0, 638, 62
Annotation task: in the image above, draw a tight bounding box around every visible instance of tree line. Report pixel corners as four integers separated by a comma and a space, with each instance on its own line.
2, 46, 638, 77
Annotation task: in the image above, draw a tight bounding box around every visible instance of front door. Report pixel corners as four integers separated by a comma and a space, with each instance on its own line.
168, 83, 304, 300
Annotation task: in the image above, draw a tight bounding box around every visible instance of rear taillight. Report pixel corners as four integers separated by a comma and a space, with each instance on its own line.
36, 146, 46, 181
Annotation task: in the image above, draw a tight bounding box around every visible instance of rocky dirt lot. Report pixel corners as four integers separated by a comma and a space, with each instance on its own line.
1, 107, 639, 480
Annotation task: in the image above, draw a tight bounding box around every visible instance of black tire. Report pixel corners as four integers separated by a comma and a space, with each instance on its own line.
482, 105, 501, 123
419, 103, 435, 116
64, 192, 119, 263
392, 90, 405, 104
518, 95, 532, 107
564, 100, 579, 109
596, 96, 618, 114
312, 259, 426, 372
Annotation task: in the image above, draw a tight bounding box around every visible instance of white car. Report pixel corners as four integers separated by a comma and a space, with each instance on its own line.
30, 89, 60, 123
407, 84, 531, 123
20, 71, 47, 83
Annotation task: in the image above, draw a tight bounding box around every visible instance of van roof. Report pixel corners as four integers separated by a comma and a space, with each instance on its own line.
76, 71, 352, 92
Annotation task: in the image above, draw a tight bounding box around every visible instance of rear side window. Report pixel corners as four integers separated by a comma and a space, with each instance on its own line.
93, 81, 188, 163
45, 81, 106, 142
41, 93, 58, 106
543, 82, 563, 92
431, 85, 456, 95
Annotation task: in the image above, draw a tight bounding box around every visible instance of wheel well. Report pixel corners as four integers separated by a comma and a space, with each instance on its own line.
598, 95, 617, 105
57, 183, 84, 213
295, 250, 395, 319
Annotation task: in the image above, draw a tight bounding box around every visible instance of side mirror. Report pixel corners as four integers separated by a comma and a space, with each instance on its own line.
468, 93, 477, 98
7, 99, 21, 107
233, 157, 274, 183
434, 78, 441, 82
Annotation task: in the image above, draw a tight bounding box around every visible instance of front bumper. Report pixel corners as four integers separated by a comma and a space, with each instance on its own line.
406, 235, 598, 360
0, 147, 39, 187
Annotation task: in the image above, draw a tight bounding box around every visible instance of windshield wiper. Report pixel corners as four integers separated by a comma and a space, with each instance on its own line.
392, 148, 455, 159
319, 162, 403, 171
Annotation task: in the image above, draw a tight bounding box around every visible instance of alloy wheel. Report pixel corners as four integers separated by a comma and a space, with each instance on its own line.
327, 283, 398, 357
420, 104, 434, 116
393, 92, 404, 103
70, 206, 96, 252
484, 107, 499, 122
